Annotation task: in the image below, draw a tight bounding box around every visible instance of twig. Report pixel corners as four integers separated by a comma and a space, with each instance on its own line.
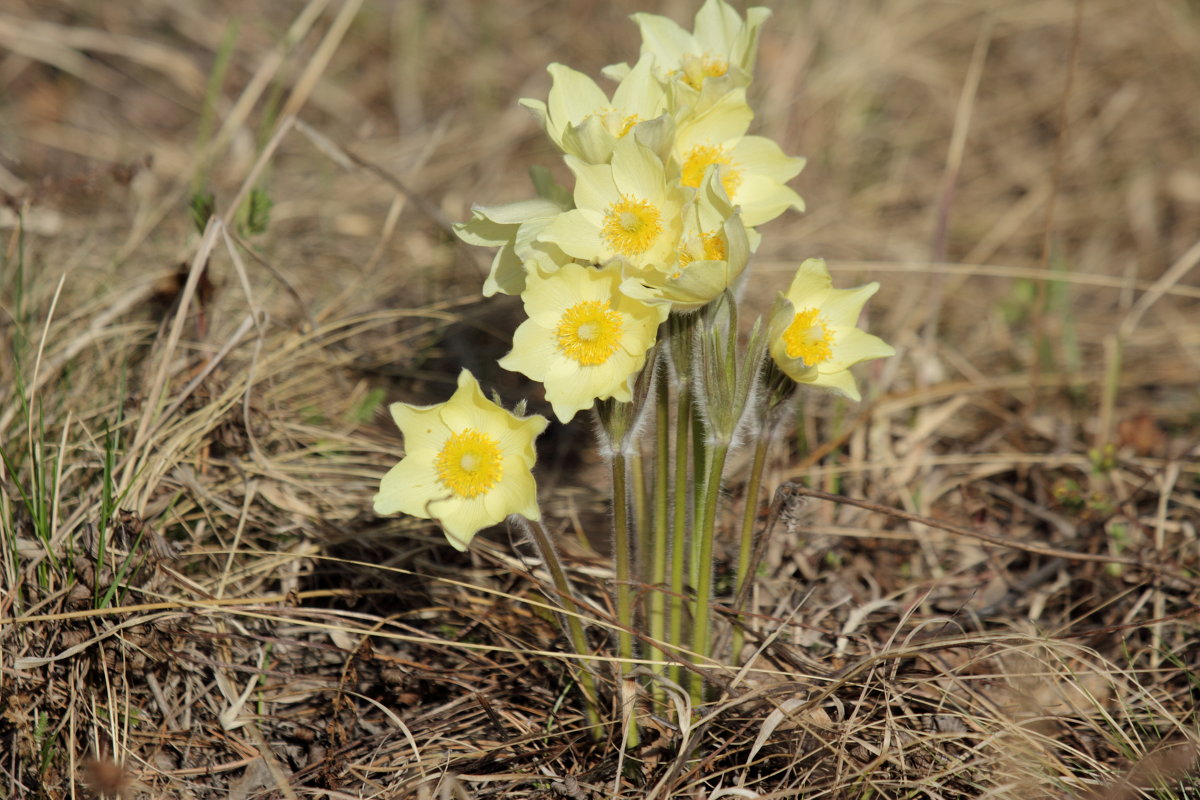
781, 483, 1198, 586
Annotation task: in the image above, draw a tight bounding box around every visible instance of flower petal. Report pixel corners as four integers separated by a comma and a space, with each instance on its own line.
388, 402, 446, 455
546, 63, 611, 131
819, 282, 879, 330
825, 327, 896, 372
438, 370, 495, 432
737, 177, 804, 227
484, 467, 540, 523
809, 366, 861, 402
784, 259, 834, 308
570, 157, 619, 212
430, 497, 500, 551
693, 0, 742, 55
540, 209, 603, 262
374, 456, 444, 517
611, 53, 665, 121
611, 135, 667, 203
675, 88, 753, 152
632, 11, 694, 68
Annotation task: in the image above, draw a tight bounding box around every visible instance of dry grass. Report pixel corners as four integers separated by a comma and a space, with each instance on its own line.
2, 0, 1199, 797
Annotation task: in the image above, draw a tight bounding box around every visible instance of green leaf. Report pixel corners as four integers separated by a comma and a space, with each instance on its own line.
189, 190, 216, 234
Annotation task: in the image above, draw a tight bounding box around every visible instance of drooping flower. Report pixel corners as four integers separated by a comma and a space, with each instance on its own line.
520, 54, 671, 164
620, 167, 750, 312
768, 259, 895, 401
670, 88, 805, 228
499, 262, 668, 422
455, 199, 572, 296
608, 0, 771, 104
453, 169, 574, 297
374, 370, 547, 550
537, 136, 687, 272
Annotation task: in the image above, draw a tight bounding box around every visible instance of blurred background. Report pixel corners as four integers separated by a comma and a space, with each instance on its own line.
2, 1, 1199, 795
4, 0, 1198, 413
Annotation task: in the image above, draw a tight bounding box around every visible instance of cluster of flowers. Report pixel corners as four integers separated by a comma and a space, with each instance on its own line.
375, 0, 893, 551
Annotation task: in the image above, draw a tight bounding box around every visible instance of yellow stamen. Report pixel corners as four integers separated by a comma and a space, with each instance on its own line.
700, 231, 727, 261
677, 231, 728, 271
680, 54, 729, 91
434, 429, 503, 499
681, 144, 742, 199
590, 108, 641, 138
602, 195, 663, 257
556, 299, 624, 365
782, 308, 833, 365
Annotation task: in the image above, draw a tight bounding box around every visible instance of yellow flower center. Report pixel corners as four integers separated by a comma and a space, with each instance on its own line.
680, 53, 729, 91
681, 144, 742, 198
613, 112, 641, 138
602, 195, 663, 257
555, 299, 624, 365
591, 109, 642, 138
434, 429, 503, 499
700, 231, 727, 261
782, 308, 834, 365
677, 231, 728, 271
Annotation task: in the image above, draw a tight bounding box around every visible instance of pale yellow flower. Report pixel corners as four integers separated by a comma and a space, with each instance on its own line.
769, 259, 895, 401
538, 136, 686, 272
454, 186, 572, 297
671, 88, 805, 227
520, 54, 671, 164
499, 262, 668, 422
374, 370, 547, 550
609, 0, 770, 102
620, 168, 749, 312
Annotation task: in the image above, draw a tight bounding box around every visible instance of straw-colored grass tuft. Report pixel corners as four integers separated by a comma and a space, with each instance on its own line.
2, 1, 1198, 797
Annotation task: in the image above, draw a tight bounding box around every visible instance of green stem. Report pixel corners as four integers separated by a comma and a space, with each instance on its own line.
669, 387, 691, 688
689, 408, 708, 591
649, 368, 671, 688
630, 445, 649, 592
611, 451, 639, 747
731, 429, 770, 666
524, 517, 604, 740
691, 441, 730, 706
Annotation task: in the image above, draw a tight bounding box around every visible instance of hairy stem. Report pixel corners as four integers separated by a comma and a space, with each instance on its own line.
669, 387, 691, 688
731, 429, 770, 665
689, 408, 707, 590
611, 451, 639, 746
648, 368, 671, 690
691, 441, 730, 706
